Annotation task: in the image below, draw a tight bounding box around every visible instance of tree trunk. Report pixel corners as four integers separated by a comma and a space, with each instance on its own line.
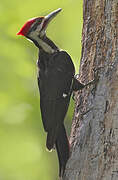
64, 0, 118, 180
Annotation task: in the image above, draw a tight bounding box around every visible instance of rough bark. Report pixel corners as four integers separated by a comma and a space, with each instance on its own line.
63, 0, 118, 180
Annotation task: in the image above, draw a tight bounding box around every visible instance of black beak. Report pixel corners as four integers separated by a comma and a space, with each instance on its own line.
43, 8, 62, 30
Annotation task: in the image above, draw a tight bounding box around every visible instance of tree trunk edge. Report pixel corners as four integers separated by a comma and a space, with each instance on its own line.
63, 0, 118, 180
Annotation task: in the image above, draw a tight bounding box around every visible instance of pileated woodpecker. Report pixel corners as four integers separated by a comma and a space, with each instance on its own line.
17, 8, 89, 177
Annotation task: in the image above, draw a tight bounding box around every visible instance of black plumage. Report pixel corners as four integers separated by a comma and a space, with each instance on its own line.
17, 8, 89, 177
37, 49, 75, 176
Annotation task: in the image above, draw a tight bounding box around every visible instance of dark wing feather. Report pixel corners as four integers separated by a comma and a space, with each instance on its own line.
38, 50, 75, 136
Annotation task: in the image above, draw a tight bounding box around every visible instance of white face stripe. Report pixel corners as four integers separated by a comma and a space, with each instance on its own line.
28, 18, 57, 53
37, 38, 55, 53
35, 18, 45, 33
29, 31, 55, 53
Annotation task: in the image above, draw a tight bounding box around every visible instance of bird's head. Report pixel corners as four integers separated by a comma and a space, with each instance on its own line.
17, 8, 62, 40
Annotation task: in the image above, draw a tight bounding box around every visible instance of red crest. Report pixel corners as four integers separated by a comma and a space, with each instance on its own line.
17, 17, 44, 36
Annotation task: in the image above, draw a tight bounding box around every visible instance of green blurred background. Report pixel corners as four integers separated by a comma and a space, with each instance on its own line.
0, 0, 83, 179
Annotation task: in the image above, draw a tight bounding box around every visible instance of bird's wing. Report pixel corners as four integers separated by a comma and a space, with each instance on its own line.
38, 51, 75, 132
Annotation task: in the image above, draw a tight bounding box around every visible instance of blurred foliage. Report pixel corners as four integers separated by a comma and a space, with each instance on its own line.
0, 0, 83, 179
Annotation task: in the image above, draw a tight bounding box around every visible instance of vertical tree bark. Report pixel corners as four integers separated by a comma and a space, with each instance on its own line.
64, 0, 118, 180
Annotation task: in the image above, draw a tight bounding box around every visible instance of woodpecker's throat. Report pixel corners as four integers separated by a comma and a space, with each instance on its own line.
28, 34, 59, 54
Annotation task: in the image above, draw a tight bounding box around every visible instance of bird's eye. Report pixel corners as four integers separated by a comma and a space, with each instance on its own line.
29, 18, 43, 34
28, 21, 39, 34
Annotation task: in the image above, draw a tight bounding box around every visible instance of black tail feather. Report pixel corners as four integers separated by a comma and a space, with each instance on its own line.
55, 124, 70, 177
46, 126, 59, 151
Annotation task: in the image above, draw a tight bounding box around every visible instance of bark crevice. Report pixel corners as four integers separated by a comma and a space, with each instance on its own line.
63, 0, 118, 179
